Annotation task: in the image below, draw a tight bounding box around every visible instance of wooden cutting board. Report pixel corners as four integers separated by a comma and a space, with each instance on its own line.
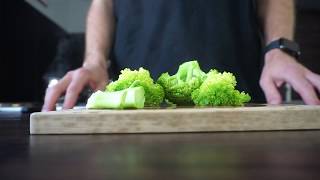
30, 105, 320, 134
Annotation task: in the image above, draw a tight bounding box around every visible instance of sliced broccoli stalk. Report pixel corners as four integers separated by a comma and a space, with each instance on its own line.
86, 85, 145, 109
86, 90, 126, 109
123, 86, 145, 108
106, 68, 164, 106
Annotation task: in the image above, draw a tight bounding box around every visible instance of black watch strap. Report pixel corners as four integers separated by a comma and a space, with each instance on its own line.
264, 38, 301, 59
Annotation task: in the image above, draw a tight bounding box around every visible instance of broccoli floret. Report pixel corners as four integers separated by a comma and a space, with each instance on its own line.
107, 68, 164, 106
86, 85, 145, 109
157, 60, 206, 105
191, 70, 251, 106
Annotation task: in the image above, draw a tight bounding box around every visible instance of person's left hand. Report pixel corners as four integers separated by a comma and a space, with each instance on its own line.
259, 49, 320, 105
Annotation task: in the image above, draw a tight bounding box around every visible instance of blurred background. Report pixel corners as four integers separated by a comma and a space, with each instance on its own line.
0, 0, 319, 104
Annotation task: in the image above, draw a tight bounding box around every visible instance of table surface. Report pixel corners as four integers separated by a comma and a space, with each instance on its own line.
1, 113, 320, 180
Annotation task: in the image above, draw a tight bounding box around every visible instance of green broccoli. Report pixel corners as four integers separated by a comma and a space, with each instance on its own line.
86, 60, 250, 109
86, 81, 145, 109
157, 60, 206, 105
107, 68, 164, 106
191, 70, 251, 106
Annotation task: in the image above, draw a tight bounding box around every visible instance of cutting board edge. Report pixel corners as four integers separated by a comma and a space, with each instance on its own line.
30, 106, 320, 134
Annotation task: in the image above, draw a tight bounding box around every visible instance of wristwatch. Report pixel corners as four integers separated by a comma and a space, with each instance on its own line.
264, 38, 301, 59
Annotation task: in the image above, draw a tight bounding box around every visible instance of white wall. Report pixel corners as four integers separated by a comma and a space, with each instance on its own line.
26, 0, 91, 33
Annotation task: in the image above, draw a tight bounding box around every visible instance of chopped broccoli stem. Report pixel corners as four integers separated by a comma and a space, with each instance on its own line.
123, 86, 145, 108
86, 90, 126, 109
107, 68, 164, 106
86, 86, 145, 109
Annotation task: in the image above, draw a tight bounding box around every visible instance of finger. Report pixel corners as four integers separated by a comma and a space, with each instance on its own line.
275, 80, 284, 88
260, 77, 282, 104
42, 72, 73, 111
63, 69, 90, 109
287, 75, 320, 105
89, 80, 106, 91
306, 72, 320, 93
96, 81, 107, 91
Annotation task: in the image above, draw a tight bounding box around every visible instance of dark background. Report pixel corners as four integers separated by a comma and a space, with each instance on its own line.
0, 0, 319, 103
0, 0, 66, 102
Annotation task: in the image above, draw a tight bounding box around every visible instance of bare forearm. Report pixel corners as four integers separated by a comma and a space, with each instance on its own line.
258, 0, 320, 105
42, 0, 114, 111
84, 0, 115, 68
258, 0, 295, 44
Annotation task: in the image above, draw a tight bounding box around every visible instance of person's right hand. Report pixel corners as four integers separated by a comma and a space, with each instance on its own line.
42, 60, 108, 111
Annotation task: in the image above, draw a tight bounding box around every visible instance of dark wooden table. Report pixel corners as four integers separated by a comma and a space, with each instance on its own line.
1, 113, 320, 180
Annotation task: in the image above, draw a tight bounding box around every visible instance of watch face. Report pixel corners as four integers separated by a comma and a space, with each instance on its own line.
264, 38, 301, 59
280, 38, 300, 52
280, 38, 301, 57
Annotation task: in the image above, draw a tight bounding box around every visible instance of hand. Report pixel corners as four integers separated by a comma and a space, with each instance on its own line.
42, 59, 108, 111
259, 49, 320, 105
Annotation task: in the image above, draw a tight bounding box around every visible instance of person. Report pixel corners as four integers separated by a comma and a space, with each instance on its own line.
42, 0, 320, 111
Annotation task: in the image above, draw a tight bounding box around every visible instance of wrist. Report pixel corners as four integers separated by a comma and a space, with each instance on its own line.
263, 38, 301, 60
264, 49, 283, 62
83, 52, 108, 70
265, 36, 293, 45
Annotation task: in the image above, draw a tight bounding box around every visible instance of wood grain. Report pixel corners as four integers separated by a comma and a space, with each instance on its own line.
30, 105, 320, 134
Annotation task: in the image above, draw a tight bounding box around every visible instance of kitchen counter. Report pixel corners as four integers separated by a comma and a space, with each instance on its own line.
1, 114, 320, 180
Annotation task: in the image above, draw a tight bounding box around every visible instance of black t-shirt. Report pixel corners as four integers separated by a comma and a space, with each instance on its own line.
110, 0, 264, 102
